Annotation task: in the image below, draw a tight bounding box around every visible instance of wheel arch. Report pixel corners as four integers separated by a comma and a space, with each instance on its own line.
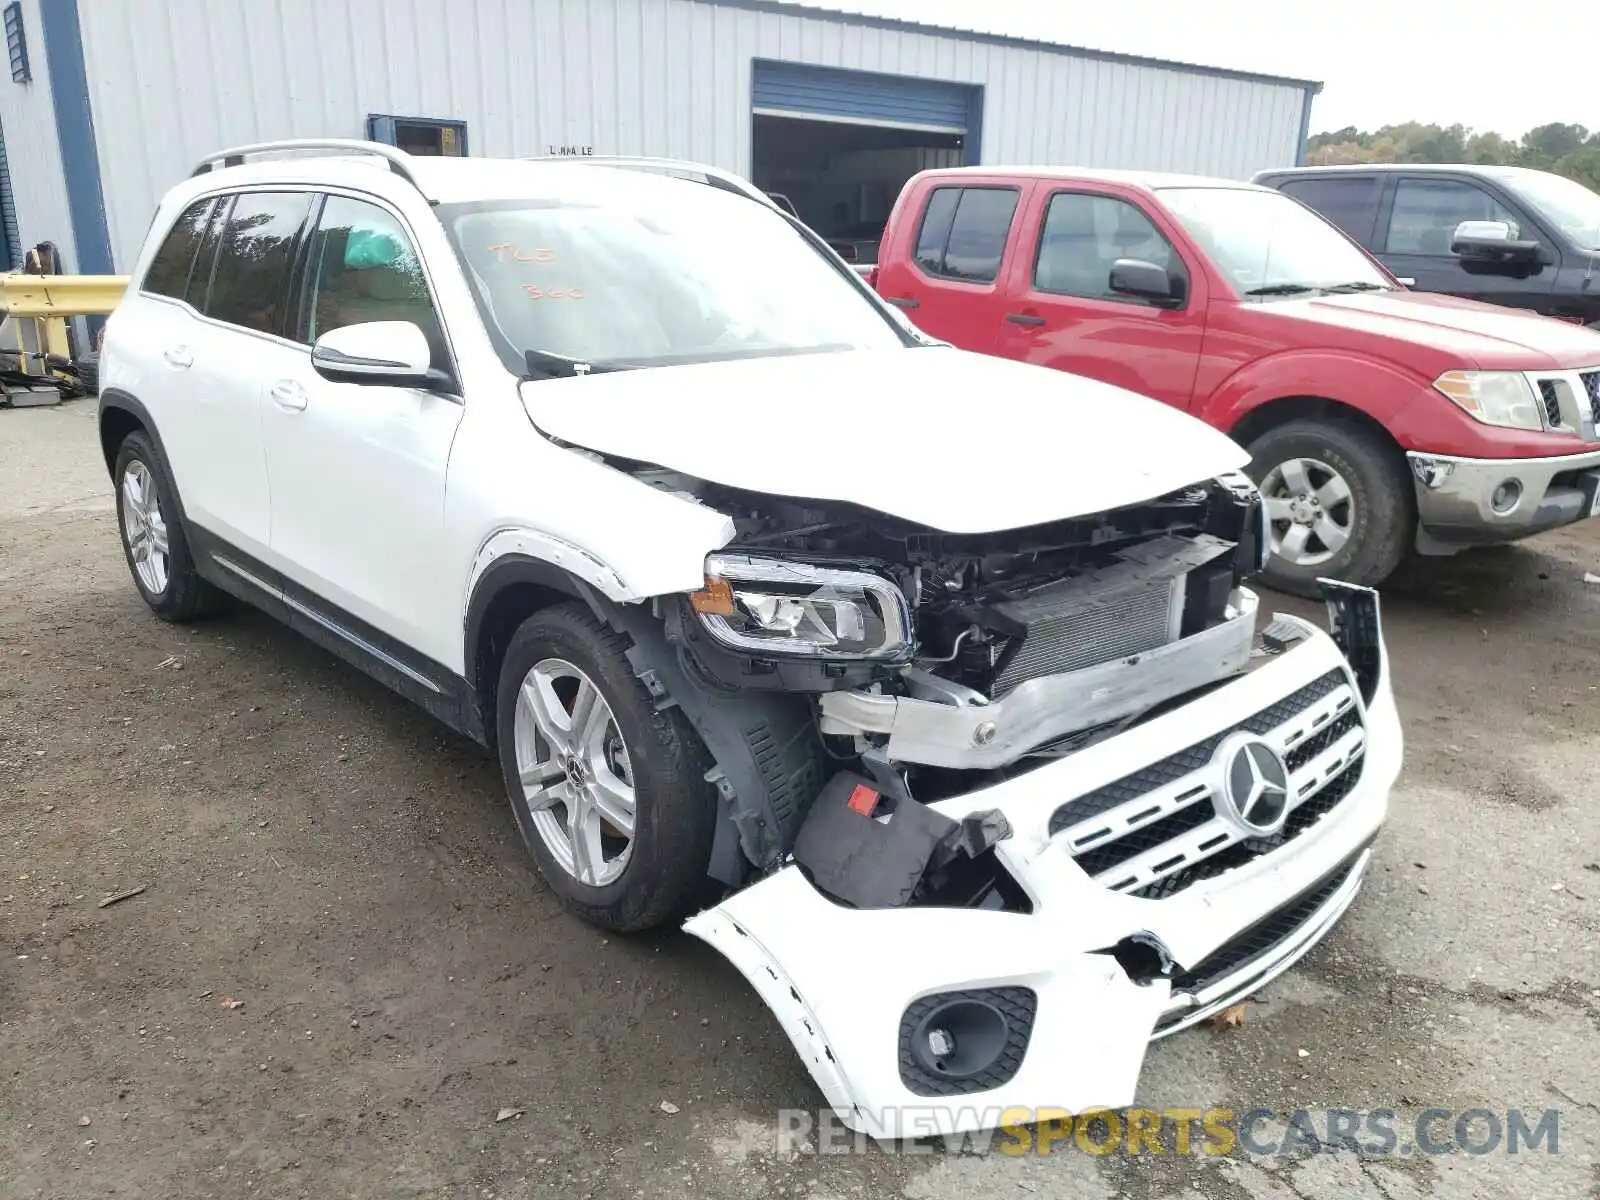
464, 553, 607, 744
99, 390, 195, 525
1227, 394, 1411, 481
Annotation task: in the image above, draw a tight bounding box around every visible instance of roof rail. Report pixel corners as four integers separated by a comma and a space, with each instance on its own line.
191, 139, 422, 188
523, 155, 778, 210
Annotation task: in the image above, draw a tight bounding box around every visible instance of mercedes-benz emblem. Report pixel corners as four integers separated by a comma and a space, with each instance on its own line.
1213, 735, 1291, 835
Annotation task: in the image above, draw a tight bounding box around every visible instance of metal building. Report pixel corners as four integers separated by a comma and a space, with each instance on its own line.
0, 0, 1319, 274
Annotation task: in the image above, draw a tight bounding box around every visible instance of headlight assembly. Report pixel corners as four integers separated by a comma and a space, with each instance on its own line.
692, 553, 912, 660
1432, 370, 1545, 431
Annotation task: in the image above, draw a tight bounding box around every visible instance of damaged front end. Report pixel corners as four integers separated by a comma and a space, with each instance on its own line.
607, 469, 1400, 1140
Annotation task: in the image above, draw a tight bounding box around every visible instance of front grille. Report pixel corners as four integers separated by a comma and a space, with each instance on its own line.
1169, 855, 1358, 993
1151, 854, 1362, 1032
1583, 370, 1600, 425
1049, 668, 1366, 898
1538, 379, 1563, 427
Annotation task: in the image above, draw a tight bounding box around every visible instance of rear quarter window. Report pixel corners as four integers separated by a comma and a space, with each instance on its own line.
1277, 176, 1382, 244
141, 199, 213, 300
913, 186, 1020, 283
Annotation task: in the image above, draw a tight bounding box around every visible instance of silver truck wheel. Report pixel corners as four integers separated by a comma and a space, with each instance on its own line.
1260, 456, 1354, 568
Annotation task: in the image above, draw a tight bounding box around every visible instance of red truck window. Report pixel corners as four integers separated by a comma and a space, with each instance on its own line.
1033, 192, 1178, 303
913, 186, 1020, 283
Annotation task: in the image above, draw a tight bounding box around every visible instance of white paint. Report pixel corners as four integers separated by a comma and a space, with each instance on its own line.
521, 346, 1249, 533
687, 623, 1405, 1140
101, 155, 737, 674
0, 0, 77, 268
74, 0, 1310, 270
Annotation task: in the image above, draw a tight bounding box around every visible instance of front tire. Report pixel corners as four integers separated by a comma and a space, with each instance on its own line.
495, 602, 718, 932
113, 432, 225, 621
1246, 418, 1411, 596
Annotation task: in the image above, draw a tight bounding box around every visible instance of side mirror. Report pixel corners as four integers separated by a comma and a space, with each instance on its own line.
1109, 258, 1184, 307
1451, 219, 1543, 268
311, 321, 447, 389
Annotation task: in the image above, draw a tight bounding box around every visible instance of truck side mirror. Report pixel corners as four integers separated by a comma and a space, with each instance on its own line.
1109, 258, 1184, 308
1451, 219, 1544, 271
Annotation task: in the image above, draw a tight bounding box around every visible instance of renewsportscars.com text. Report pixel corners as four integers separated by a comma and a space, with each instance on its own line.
776, 1107, 1561, 1157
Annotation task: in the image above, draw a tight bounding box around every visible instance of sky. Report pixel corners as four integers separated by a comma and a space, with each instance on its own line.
779, 0, 1592, 138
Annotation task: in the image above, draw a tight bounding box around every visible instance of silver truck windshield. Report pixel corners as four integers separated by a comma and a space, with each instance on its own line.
439, 185, 905, 373
1160, 186, 1392, 297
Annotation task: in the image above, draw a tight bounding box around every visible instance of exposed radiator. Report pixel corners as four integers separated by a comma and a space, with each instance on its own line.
988, 535, 1231, 695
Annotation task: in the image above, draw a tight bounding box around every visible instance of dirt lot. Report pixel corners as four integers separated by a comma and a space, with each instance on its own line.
2, 399, 1598, 1200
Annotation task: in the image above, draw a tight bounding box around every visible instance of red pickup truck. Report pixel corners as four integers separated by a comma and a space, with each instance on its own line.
869, 167, 1600, 592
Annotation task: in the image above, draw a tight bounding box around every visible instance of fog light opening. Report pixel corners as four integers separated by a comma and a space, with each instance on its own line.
909, 1000, 1008, 1080
1490, 478, 1523, 514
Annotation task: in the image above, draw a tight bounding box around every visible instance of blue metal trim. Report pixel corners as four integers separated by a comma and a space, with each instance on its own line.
752, 60, 975, 130
1296, 91, 1314, 166
964, 85, 983, 166
695, 0, 1324, 93
38, 0, 111, 273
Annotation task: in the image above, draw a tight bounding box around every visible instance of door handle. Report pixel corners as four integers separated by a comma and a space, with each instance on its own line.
269, 380, 308, 412
1006, 313, 1046, 327
884, 296, 920, 310
162, 345, 193, 369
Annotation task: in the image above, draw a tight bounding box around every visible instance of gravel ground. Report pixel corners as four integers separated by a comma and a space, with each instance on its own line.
2, 399, 1597, 1199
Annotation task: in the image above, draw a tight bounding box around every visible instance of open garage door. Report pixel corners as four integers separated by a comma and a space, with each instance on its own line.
751, 61, 980, 266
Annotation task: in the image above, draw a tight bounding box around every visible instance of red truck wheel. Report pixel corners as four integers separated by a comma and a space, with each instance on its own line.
1246, 419, 1410, 595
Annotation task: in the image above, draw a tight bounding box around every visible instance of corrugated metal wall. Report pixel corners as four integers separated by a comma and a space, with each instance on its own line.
0, 0, 76, 268
76, 0, 1309, 270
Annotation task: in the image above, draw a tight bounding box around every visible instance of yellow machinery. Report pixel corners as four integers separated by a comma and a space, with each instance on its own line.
1, 269, 128, 404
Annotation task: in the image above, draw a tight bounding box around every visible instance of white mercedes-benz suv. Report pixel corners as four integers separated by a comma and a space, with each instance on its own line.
98, 141, 1402, 1139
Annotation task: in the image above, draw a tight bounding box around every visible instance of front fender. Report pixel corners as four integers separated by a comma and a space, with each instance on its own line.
1196, 349, 1580, 460
1196, 350, 1439, 448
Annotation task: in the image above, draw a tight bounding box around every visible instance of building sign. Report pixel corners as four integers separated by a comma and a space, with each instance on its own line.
547, 145, 595, 157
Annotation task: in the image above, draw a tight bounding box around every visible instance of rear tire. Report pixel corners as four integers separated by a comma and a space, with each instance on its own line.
495, 602, 718, 932
113, 431, 226, 621
1245, 418, 1411, 596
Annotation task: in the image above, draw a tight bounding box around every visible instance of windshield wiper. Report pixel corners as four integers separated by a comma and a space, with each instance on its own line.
1322, 281, 1389, 293
1243, 283, 1319, 297
523, 348, 629, 380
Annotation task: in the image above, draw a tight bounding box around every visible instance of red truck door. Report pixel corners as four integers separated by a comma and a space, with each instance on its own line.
992, 184, 1208, 411
874, 178, 1032, 354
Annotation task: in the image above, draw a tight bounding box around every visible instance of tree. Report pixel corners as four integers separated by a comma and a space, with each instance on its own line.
1304, 121, 1600, 191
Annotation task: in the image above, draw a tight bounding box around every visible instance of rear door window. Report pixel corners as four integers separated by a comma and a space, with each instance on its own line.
1278, 176, 1382, 244
1383, 178, 1519, 255
913, 187, 961, 275
141, 199, 214, 301
913, 186, 1020, 283
203, 191, 313, 335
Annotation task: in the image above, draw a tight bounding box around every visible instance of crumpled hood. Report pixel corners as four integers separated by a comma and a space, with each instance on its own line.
1260, 290, 1600, 370
519, 347, 1248, 533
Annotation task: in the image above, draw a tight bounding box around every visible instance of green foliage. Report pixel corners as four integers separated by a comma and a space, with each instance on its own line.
1305, 122, 1600, 191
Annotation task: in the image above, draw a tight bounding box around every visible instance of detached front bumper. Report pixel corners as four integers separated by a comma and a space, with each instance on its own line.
1408, 447, 1600, 545
685, 610, 1401, 1142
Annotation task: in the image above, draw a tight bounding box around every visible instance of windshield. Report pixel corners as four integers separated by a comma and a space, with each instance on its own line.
438, 182, 906, 373
1498, 170, 1600, 252
1158, 187, 1392, 297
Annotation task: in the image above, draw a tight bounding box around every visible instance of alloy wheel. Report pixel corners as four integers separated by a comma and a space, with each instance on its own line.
1260, 456, 1354, 568
121, 459, 171, 595
512, 657, 637, 887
